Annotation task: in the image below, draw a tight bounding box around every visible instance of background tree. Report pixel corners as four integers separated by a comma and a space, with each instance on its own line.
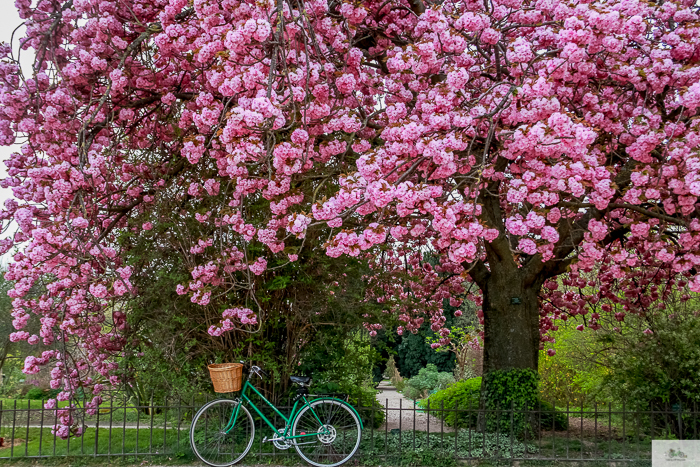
2, 0, 700, 434
541, 289, 700, 437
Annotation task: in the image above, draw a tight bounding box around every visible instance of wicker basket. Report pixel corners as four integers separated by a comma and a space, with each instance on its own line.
208, 363, 243, 393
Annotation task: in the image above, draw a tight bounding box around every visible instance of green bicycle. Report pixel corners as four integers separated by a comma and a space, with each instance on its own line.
190, 363, 363, 467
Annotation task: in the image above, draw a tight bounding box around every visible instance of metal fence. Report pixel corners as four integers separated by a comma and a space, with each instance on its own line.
0, 394, 697, 463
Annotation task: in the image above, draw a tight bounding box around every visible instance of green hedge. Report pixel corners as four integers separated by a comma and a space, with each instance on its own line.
418, 378, 481, 428
419, 377, 568, 431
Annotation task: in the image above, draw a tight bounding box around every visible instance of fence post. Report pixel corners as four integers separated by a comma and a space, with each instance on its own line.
94, 401, 100, 457
608, 402, 612, 459
81, 393, 85, 455
370, 394, 375, 453
594, 402, 598, 458
481, 397, 486, 458
622, 400, 626, 459
51, 401, 57, 457
636, 402, 641, 460
566, 400, 570, 459
149, 389, 155, 455
108, 394, 114, 456
580, 399, 584, 460
509, 400, 514, 459
551, 400, 556, 458
455, 400, 460, 459
177, 395, 182, 453
122, 393, 127, 455
440, 400, 444, 450
412, 396, 416, 452
427, 398, 430, 446
135, 394, 140, 456
25, 399, 30, 457
384, 398, 388, 460
398, 397, 402, 456
10, 399, 16, 459
163, 395, 168, 454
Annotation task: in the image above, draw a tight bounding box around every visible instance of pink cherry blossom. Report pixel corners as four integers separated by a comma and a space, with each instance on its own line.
3, 0, 700, 438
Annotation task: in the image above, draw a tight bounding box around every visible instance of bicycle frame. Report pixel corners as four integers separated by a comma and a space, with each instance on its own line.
223, 379, 327, 440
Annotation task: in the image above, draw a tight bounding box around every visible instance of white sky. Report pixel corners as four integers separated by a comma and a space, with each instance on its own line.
0, 2, 27, 267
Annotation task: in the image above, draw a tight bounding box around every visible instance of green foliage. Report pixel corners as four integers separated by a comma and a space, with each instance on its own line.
484, 368, 539, 411
395, 330, 455, 379
537, 400, 569, 431
538, 322, 606, 407
300, 331, 385, 428
355, 429, 537, 466
403, 364, 455, 400
0, 270, 47, 398
602, 315, 700, 409
483, 368, 539, 434
389, 298, 472, 379
598, 312, 700, 438
122, 200, 386, 403
418, 377, 482, 427
420, 376, 568, 432
540, 293, 700, 437
24, 387, 60, 400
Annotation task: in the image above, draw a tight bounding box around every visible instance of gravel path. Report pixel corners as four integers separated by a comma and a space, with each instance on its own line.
375, 381, 454, 432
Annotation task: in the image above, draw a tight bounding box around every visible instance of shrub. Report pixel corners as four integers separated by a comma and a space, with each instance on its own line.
24, 387, 61, 400
420, 377, 569, 432
403, 364, 455, 400
418, 377, 481, 427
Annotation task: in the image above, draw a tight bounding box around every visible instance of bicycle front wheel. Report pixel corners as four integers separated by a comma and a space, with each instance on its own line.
190, 399, 255, 466
292, 399, 362, 467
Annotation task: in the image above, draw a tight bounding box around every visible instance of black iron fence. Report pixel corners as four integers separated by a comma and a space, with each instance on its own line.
0, 394, 697, 463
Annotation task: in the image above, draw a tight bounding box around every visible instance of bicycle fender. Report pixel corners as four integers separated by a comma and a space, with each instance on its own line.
306, 397, 364, 430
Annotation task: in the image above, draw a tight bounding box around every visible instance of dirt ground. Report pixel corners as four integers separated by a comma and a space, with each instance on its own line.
0, 437, 24, 449
543, 416, 622, 439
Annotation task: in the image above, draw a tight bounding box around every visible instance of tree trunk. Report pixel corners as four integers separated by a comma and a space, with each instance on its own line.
482, 271, 541, 375
478, 269, 543, 433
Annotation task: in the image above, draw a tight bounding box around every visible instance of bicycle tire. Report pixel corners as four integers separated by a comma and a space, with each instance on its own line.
291, 398, 362, 467
190, 399, 255, 466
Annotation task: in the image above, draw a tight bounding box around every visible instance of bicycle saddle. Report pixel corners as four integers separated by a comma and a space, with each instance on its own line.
290, 375, 311, 386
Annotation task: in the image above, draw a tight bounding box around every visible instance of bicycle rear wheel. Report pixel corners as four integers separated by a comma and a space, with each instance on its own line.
292, 398, 362, 467
190, 399, 255, 466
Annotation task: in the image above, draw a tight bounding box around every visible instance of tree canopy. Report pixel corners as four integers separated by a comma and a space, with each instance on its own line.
1, 0, 700, 436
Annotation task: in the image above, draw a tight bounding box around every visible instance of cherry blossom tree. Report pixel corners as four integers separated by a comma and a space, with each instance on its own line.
2, 0, 700, 434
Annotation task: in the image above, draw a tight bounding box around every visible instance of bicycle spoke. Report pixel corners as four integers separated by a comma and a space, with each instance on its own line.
190, 400, 255, 467
292, 399, 361, 467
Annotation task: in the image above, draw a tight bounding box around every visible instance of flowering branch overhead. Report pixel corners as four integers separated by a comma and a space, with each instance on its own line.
1, 0, 700, 436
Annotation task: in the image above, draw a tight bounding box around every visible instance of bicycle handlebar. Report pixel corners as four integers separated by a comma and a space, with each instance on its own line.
241, 362, 269, 380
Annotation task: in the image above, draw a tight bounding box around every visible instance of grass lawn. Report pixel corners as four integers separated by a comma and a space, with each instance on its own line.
0, 426, 191, 459
0, 398, 71, 411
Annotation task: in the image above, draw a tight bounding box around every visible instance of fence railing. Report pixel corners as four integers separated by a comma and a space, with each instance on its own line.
0, 394, 697, 462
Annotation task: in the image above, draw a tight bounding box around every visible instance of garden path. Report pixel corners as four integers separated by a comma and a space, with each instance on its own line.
375, 380, 455, 433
